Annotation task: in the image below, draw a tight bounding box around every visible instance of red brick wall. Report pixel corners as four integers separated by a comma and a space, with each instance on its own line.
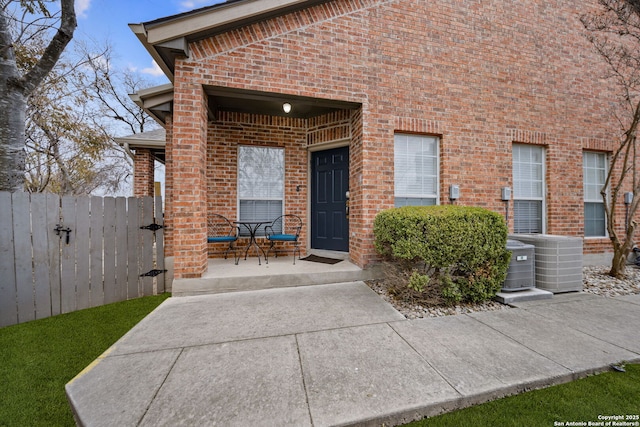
348, 106, 366, 266
307, 110, 352, 146
164, 116, 174, 257
133, 149, 155, 197
170, 80, 208, 278
206, 112, 308, 258
167, 0, 639, 273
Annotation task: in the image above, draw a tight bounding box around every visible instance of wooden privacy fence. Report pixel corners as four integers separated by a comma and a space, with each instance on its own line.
0, 192, 165, 328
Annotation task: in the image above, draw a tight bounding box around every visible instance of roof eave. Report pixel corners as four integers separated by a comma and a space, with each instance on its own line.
130, 83, 175, 126
143, 0, 321, 45
131, 0, 330, 81
115, 138, 166, 150
129, 23, 177, 82
115, 129, 167, 164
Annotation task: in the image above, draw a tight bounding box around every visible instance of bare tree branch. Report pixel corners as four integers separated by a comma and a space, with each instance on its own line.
582, 0, 640, 277
0, 0, 76, 191
18, 0, 75, 95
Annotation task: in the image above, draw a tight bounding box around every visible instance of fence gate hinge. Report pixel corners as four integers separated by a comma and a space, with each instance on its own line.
140, 269, 167, 277
140, 223, 164, 231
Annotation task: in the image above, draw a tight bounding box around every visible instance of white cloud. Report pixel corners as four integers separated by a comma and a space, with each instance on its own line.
179, 0, 219, 12
141, 60, 165, 77
90, 55, 110, 70
75, 0, 91, 18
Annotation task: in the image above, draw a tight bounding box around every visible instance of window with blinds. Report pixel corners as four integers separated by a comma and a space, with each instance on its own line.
394, 133, 439, 207
238, 146, 284, 236
583, 151, 607, 237
513, 144, 545, 233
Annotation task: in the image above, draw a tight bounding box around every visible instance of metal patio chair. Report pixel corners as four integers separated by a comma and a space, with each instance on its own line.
265, 214, 302, 264
207, 214, 240, 265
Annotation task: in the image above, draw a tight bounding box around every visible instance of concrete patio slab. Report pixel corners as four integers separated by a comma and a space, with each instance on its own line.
390, 315, 570, 398
297, 323, 460, 427
139, 336, 310, 427
108, 282, 404, 356
616, 294, 640, 305
509, 291, 594, 307
173, 256, 380, 296
66, 348, 181, 427
516, 293, 640, 354
494, 288, 553, 304
468, 309, 637, 373
66, 286, 640, 427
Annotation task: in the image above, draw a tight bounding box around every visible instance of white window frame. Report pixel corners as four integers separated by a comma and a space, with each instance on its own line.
583, 151, 608, 238
237, 145, 284, 236
394, 133, 440, 207
512, 144, 546, 234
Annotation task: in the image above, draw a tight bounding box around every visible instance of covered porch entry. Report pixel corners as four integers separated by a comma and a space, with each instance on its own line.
133, 83, 362, 279
206, 86, 357, 256
203, 87, 362, 279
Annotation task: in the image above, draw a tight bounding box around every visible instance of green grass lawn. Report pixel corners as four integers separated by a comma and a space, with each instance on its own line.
0, 293, 170, 427
405, 363, 640, 427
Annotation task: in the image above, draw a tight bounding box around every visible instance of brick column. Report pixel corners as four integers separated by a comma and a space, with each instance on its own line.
171, 81, 208, 279
164, 116, 174, 258
133, 148, 155, 197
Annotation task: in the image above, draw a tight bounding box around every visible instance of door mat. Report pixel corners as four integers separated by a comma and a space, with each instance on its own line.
300, 254, 344, 265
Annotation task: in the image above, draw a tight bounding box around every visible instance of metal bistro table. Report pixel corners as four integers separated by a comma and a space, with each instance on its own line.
234, 220, 269, 265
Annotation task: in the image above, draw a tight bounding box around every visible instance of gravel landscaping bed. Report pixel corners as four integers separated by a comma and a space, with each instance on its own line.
366, 265, 640, 319
582, 265, 640, 297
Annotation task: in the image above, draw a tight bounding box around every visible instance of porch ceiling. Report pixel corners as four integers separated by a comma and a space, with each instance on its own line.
206, 86, 360, 119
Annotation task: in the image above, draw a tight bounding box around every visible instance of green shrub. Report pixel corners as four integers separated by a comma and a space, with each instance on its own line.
374, 205, 510, 304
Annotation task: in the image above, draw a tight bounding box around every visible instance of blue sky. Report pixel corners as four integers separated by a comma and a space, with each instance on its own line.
69, 0, 225, 195
73, 0, 221, 84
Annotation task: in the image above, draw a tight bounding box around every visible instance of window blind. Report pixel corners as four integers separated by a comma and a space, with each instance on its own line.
513, 144, 545, 233
513, 200, 543, 233
394, 133, 439, 206
238, 146, 284, 236
583, 151, 607, 237
238, 200, 283, 235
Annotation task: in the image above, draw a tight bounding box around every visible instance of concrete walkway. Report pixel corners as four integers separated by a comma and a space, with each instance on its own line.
66, 283, 640, 427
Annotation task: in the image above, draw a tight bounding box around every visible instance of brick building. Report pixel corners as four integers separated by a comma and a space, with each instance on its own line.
127, 0, 636, 280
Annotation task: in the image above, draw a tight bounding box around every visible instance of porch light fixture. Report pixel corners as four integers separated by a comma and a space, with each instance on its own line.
282, 102, 292, 113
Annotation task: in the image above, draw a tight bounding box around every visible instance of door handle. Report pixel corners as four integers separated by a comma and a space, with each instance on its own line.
345, 190, 350, 219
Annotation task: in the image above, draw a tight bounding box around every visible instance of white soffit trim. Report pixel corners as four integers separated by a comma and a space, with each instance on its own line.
129, 83, 175, 126
129, 23, 174, 79
134, 84, 174, 103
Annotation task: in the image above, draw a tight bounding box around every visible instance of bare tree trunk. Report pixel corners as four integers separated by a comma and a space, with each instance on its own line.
0, 73, 27, 191
0, 0, 76, 192
610, 245, 629, 277
0, 8, 26, 191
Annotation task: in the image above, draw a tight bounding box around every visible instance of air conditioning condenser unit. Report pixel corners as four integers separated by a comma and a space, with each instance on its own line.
502, 239, 535, 292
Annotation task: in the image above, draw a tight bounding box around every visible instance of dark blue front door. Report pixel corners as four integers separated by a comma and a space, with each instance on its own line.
311, 146, 349, 251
